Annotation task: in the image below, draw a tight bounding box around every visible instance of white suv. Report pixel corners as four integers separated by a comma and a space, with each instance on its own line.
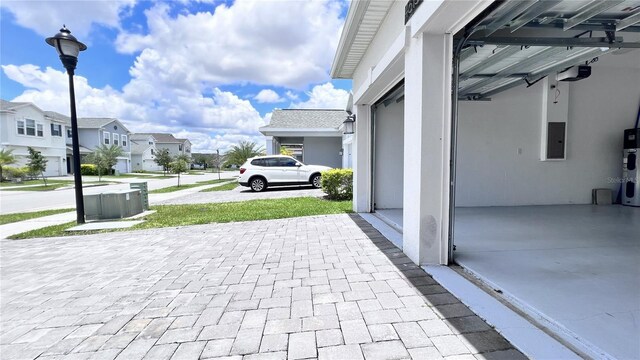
238, 155, 331, 192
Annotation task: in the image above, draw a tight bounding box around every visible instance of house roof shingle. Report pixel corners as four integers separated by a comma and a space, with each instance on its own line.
135, 133, 183, 144
130, 139, 152, 155
262, 109, 348, 129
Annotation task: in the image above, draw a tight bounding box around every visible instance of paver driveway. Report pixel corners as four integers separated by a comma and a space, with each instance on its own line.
1, 214, 525, 360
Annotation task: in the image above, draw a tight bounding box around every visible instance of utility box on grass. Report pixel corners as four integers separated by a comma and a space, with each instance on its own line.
130, 182, 149, 210
84, 189, 143, 220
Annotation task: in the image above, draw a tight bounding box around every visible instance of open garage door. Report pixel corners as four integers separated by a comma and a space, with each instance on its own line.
371, 81, 405, 231
448, 1, 640, 358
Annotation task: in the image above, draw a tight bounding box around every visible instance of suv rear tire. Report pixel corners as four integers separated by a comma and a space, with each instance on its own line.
311, 174, 322, 188
250, 177, 267, 192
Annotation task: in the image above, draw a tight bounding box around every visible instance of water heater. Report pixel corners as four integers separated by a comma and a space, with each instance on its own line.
622, 128, 640, 207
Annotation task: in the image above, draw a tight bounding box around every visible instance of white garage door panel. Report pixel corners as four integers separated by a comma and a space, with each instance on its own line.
44, 157, 61, 177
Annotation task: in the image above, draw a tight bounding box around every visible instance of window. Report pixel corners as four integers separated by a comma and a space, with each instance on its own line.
104, 132, 110, 145
17, 120, 25, 135
179, 144, 183, 151
122, 135, 127, 147
251, 159, 265, 166
151, 149, 155, 155
51, 124, 62, 137
149, 141, 153, 145
26, 119, 36, 136
276, 158, 297, 167
264, 158, 279, 167
67, 128, 72, 138
36, 124, 43, 137
113, 133, 119, 146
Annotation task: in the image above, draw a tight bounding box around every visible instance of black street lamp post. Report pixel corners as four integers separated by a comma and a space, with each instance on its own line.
46, 26, 87, 224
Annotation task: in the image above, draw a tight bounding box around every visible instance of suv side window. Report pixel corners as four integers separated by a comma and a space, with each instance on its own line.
277, 158, 298, 167
264, 158, 279, 167
251, 159, 265, 166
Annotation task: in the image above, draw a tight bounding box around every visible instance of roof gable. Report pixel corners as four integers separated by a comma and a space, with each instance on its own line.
262, 109, 348, 130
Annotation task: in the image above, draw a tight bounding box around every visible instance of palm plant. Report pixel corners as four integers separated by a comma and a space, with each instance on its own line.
0, 148, 17, 182
224, 141, 265, 167
86, 144, 124, 181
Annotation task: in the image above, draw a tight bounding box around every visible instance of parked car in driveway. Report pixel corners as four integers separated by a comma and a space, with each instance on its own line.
238, 155, 331, 192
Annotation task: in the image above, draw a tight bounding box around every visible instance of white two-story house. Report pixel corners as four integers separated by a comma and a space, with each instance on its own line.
0, 100, 67, 177
135, 133, 192, 159
130, 134, 163, 172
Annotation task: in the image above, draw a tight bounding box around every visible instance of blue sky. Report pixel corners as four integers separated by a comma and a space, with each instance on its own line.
0, 0, 352, 152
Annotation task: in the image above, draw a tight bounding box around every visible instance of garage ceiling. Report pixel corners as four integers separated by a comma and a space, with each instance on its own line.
458, 0, 640, 100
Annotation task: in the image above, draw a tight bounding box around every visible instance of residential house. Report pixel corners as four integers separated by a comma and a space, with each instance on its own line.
130, 134, 162, 172
135, 133, 192, 158
76, 118, 132, 174
0, 100, 67, 177
259, 109, 347, 168
332, 1, 639, 359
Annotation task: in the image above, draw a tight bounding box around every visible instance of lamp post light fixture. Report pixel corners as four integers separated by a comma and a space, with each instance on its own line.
343, 113, 356, 135
46, 25, 87, 224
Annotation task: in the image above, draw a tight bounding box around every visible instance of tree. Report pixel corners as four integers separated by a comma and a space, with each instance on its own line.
224, 141, 265, 167
26, 147, 48, 186
170, 154, 190, 187
280, 146, 293, 156
0, 148, 17, 182
86, 144, 124, 181
154, 148, 173, 176
192, 153, 209, 170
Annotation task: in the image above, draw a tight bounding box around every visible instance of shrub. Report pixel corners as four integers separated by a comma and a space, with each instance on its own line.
80, 164, 98, 175
3, 166, 29, 181
321, 168, 353, 200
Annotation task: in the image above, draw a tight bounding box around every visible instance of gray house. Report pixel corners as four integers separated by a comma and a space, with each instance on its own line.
259, 109, 347, 168
74, 118, 132, 174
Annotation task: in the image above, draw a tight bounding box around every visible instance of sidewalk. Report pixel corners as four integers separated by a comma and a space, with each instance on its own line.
0, 211, 76, 239
1, 180, 235, 239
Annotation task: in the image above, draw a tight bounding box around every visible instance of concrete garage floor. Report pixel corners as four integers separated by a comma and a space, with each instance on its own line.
454, 205, 640, 360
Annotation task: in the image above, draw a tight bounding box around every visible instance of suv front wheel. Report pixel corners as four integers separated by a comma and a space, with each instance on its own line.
311, 174, 322, 188
250, 177, 267, 192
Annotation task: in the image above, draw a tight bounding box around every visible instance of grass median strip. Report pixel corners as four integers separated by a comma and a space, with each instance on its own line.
1, 184, 69, 191
0, 208, 74, 225
149, 179, 234, 194
200, 182, 238, 192
0, 179, 71, 187
8, 197, 352, 239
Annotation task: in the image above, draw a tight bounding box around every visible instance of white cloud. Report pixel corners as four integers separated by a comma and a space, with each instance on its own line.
0, 0, 136, 38
285, 90, 299, 101
292, 82, 349, 109
115, 0, 344, 89
2, 64, 267, 152
254, 89, 284, 103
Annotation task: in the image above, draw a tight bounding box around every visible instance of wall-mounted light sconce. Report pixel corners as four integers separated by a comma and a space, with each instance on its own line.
343, 113, 356, 134
339, 149, 344, 156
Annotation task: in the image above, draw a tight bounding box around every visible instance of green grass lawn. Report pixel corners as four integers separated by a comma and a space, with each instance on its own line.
0, 208, 74, 225
0, 179, 71, 187
9, 197, 352, 239
149, 179, 233, 194
1, 184, 69, 191
200, 182, 238, 192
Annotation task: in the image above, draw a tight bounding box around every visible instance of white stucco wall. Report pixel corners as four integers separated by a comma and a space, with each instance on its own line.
303, 137, 342, 168
456, 56, 640, 206
374, 98, 404, 209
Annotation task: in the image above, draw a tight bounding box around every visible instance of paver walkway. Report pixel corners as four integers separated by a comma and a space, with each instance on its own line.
1, 214, 525, 360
